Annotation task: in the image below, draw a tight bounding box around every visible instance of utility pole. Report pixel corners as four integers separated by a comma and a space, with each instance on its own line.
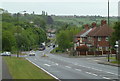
108, 0, 110, 62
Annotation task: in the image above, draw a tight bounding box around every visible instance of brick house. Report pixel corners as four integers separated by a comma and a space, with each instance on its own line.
74, 24, 90, 50
74, 20, 114, 52
87, 20, 114, 51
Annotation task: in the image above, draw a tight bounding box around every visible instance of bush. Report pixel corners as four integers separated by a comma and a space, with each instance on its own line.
76, 45, 89, 51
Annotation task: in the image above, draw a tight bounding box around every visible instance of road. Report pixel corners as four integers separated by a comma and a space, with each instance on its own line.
26, 47, 119, 81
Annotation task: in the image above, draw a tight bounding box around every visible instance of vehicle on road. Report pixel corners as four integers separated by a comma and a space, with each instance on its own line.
47, 45, 51, 47
29, 51, 35, 56
39, 44, 45, 51
1, 52, 11, 56
53, 45, 55, 48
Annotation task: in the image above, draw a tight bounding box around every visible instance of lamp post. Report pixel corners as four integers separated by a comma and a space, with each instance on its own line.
16, 11, 26, 57
108, 0, 110, 62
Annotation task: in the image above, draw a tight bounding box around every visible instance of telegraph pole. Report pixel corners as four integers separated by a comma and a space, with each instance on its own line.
108, 0, 110, 62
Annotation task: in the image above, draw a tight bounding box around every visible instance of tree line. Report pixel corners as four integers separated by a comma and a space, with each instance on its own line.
2, 10, 48, 53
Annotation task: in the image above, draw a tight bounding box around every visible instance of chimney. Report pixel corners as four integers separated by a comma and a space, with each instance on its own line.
101, 20, 107, 26
91, 22, 96, 28
84, 24, 89, 29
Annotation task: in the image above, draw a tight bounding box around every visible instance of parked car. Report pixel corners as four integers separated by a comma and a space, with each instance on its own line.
1, 52, 11, 56
29, 51, 35, 56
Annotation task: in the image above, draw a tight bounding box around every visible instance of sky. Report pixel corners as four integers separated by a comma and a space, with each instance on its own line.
0, 0, 119, 16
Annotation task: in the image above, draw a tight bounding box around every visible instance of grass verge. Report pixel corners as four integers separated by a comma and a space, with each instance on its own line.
4, 57, 56, 79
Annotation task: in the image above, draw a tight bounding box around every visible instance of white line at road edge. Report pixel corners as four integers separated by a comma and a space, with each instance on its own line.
26, 58, 61, 81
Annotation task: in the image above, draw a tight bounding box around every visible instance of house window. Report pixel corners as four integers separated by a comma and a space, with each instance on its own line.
88, 37, 91, 41
106, 47, 109, 51
105, 37, 109, 41
98, 37, 101, 41
99, 47, 102, 51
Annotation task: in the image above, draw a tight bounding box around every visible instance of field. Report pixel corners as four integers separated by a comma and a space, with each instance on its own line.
52, 16, 118, 27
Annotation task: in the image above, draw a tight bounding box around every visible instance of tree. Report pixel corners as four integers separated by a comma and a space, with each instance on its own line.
111, 22, 120, 46
56, 26, 81, 51
2, 31, 16, 51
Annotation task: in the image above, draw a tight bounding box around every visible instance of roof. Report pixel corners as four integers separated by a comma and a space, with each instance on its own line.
75, 29, 89, 37
80, 28, 92, 37
87, 24, 114, 37
93, 24, 114, 36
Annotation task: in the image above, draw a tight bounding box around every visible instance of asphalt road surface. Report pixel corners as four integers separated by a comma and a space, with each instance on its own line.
26, 47, 119, 81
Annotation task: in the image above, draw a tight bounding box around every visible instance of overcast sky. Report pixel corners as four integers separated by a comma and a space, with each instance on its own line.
0, 0, 119, 16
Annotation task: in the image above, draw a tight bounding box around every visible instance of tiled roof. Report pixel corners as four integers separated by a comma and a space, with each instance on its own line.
93, 24, 114, 36
75, 29, 89, 37
87, 24, 114, 37
80, 28, 92, 37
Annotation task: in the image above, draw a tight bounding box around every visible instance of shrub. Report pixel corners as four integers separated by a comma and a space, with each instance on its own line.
76, 45, 89, 51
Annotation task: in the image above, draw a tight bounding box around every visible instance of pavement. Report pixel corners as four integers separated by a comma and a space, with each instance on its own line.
26, 46, 119, 80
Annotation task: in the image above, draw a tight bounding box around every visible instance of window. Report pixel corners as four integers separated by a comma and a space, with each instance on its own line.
106, 47, 109, 51
88, 37, 91, 41
99, 47, 102, 51
98, 37, 101, 41
105, 37, 109, 41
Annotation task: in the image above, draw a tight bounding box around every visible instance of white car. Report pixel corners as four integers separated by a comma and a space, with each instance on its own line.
29, 51, 35, 56
1, 52, 11, 56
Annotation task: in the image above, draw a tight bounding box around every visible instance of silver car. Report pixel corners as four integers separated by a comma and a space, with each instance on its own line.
1, 52, 11, 56
29, 51, 35, 56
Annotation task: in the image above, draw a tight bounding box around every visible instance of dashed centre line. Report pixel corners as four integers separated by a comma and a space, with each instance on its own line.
65, 66, 71, 68
85, 72, 98, 76
75, 69, 82, 71
44, 64, 51, 67
55, 63, 59, 66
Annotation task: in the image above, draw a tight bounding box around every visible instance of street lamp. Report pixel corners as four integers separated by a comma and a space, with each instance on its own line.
16, 11, 26, 57
108, 0, 110, 62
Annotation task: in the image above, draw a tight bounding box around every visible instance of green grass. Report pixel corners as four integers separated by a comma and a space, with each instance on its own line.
4, 57, 56, 79
111, 61, 120, 64
105, 56, 120, 64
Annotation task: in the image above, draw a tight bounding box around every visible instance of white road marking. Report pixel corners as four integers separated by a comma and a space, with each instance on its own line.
86, 72, 91, 74
35, 59, 37, 60
74, 63, 78, 65
91, 73, 98, 76
75, 69, 81, 71
91, 68, 102, 71
55, 63, 59, 66
65, 66, 71, 68
94, 60, 99, 61
105, 72, 118, 76
26, 58, 60, 81
85, 72, 98, 76
102, 77, 110, 79
44, 64, 51, 67
86, 58, 91, 59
